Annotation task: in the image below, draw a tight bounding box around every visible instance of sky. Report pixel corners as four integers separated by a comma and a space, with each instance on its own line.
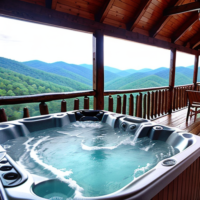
0, 16, 196, 70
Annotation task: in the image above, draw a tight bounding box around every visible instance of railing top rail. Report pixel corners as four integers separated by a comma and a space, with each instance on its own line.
174, 84, 194, 88
104, 86, 169, 96
0, 90, 96, 105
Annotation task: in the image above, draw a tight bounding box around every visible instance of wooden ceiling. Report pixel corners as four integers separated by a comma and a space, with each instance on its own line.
18, 0, 200, 50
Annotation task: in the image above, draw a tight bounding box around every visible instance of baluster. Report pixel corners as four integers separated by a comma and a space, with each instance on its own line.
163, 90, 166, 114
181, 88, 183, 109
23, 107, 30, 118
74, 98, 79, 110
61, 100, 67, 112
161, 91, 164, 115
136, 95, 139, 117
139, 93, 142, 118
84, 96, 89, 109
129, 94, 134, 116
158, 90, 161, 117
178, 88, 180, 110
165, 90, 169, 114
151, 91, 154, 119
0, 108, 7, 122
154, 91, 158, 118
185, 87, 187, 106
122, 94, 127, 114
39, 102, 49, 115
143, 94, 147, 119
108, 95, 113, 112
173, 88, 176, 111
116, 95, 121, 114
176, 87, 178, 110
147, 92, 150, 119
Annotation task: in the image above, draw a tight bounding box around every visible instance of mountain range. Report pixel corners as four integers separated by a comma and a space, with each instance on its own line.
0, 56, 196, 120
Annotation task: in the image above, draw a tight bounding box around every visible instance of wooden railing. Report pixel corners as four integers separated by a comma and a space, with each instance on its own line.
0, 84, 195, 122
0, 90, 95, 122
104, 84, 194, 120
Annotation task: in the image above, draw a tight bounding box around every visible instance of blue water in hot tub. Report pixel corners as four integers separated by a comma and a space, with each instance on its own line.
2, 121, 177, 198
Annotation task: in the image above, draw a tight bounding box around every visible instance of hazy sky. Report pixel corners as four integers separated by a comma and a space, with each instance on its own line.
0, 16, 196, 70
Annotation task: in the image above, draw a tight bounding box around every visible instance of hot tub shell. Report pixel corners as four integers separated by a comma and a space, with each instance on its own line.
0, 110, 199, 200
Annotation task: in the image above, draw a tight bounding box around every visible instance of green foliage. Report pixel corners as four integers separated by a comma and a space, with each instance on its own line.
0, 57, 91, 91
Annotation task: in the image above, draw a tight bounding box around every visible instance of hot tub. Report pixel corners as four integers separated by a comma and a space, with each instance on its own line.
0, 110, 199, 200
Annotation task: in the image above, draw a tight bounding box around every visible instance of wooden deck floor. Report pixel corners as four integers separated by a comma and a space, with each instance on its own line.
153, 108, 200, 136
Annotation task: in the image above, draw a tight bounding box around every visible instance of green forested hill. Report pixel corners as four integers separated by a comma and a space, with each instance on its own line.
119, 75, 168, 90
0, 67, 74, 96
0, 57, 91, 91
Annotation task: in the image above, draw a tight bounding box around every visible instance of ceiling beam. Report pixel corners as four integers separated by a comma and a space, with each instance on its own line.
45, 0, 52, 9
194, 44, 200, 50
185, 31, 200, 49
95, 0, 115, 22
0, 0, 199, 55
127, 0, 152, 31
171, 12, 198, 43
149, 0, 185, 38
164, 2, 200, 16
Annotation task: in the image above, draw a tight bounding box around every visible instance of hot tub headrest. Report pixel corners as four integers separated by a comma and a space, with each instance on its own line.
75, 110, 104, 121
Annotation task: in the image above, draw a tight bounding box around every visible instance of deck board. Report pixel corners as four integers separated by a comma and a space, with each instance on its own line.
152, 108, 200, 136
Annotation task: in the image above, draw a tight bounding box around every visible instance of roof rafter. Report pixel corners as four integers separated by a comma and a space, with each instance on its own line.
164, 2, 200, 16
194, 44, 200, 50
127, 0, 152, 31
185, 30, 200, 48
171, 12, 198, 43
95, 0, 115, 23
51, 0, 57, 10
149, 0, 185, 38
45, 0, 52, 9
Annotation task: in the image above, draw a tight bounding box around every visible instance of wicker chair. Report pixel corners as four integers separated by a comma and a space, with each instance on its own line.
186, 90, 200, 121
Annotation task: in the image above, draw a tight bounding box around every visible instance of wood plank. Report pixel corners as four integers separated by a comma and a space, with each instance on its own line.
0, 0, 199, 55
171, 12, 198, 43
149, 0, 185, 37
93, 31, 104, 110
164, 2, 200, 16
127, 0, 152, 31
56, 3, 94, 20
95, 0, 115, 22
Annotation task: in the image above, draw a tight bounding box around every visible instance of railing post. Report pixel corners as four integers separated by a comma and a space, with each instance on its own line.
168, 48, 176, 114
61, 100, 67, 112
39, 102, 49, 115
0, 108, 7, 122
23, 107, 30, 118
193, 54, 199, 90
93, 30, 104, 110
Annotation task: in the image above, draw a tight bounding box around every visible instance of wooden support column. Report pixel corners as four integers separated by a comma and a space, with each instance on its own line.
93, 31, 104, 110
168, 48, 176, 114
193, 54, 199, 90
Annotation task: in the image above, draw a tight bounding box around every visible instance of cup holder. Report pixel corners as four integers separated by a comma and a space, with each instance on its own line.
0, 166, 12, 171
182, 133, 193, 138
0, 159, 8, 164
3, 172, 19, 180
32, 179, 75, 199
